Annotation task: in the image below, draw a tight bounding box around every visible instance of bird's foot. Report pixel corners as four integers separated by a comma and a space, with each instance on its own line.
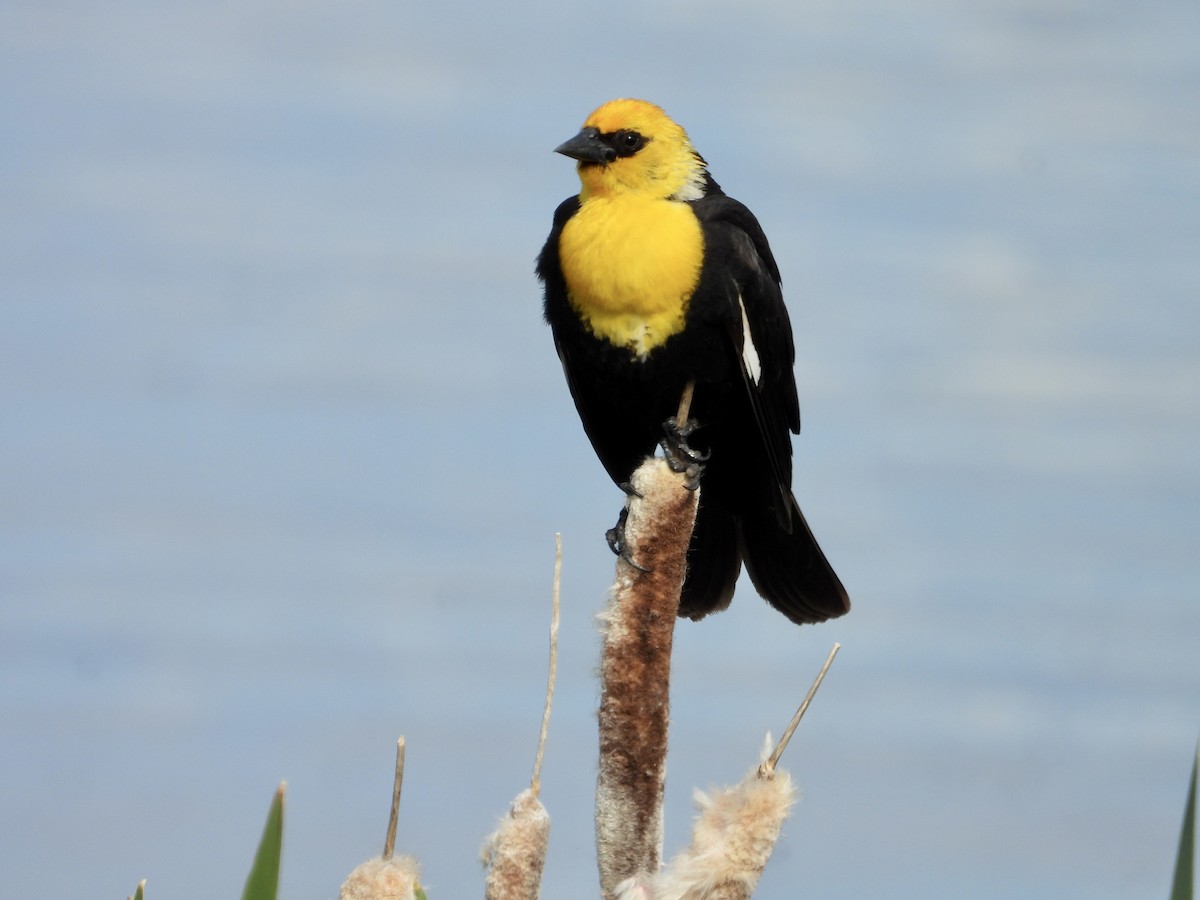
605, 506, 650, 573
660, 416, 708, 491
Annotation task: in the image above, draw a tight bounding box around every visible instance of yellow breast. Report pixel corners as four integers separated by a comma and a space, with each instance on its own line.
558, 195, 704, 357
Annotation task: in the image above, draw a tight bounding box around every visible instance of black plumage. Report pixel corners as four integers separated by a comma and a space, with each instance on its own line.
539, 100, 850, 626
539, 182, 849, 625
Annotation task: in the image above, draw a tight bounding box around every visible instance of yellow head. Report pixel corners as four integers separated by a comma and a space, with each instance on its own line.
554, 99, 708, 202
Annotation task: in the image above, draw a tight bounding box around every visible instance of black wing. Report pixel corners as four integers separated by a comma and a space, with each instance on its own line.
692, 194, 800, 530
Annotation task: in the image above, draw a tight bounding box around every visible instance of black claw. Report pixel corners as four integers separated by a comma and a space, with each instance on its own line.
604, 509, 625, 555
664, 459, 704, 492
619, 545, 651, 573
662, 417, 710, 463
605, 507, 651, 573
617, 481, 643, 499
660, 416, 708, 491
664, 415, 697, 437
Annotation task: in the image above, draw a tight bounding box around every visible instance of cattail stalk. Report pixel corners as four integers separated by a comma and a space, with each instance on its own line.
480, 534, 562, 899
595, 456, 699, 897
654, 753, 798, 900
340, 741, 427, 900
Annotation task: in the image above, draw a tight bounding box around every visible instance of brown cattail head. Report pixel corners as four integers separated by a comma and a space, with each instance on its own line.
481, 788, 552, 900
339, 855, 425, 900
653, 741, 798, 900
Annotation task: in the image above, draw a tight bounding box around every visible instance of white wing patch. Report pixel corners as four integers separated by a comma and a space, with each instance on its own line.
738, 294, 762, 385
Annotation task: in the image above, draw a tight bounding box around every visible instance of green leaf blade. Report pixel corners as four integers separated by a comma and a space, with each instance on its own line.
241, 783, 286, 900
1170, 743, 1198, 900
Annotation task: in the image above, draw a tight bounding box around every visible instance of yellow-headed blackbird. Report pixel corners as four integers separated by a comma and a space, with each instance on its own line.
538, 98, 850, 625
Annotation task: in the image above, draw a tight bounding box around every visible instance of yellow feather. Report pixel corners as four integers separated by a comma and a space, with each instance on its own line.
559, 194, 704, 357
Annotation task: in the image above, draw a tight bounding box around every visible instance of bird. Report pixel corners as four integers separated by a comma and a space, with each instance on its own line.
537, 98, 850, 626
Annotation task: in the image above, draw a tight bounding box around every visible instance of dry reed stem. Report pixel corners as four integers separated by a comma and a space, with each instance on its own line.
675, 380, 695, 427
761, 643, 840, 777
479, 535, 563, 899
383, 737, 406, 860
531, 534, 562, 797
340, 740, 426, 900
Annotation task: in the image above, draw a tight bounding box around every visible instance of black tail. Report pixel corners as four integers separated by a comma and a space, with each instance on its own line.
738, 494, 850, 625
678, 493, 741, 621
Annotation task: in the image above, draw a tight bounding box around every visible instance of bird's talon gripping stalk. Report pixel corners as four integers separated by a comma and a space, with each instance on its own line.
605, 507, 652, 573
661, 457, 703, 491
660, 418, 708, 492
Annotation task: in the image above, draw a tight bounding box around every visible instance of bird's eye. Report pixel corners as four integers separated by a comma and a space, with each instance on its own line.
612, 130, 647, 157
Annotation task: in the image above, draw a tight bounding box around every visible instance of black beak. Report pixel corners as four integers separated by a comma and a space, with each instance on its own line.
554, 127, 616, 164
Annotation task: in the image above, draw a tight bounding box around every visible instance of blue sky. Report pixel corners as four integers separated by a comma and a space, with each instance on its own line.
2, 1, 1198, 897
